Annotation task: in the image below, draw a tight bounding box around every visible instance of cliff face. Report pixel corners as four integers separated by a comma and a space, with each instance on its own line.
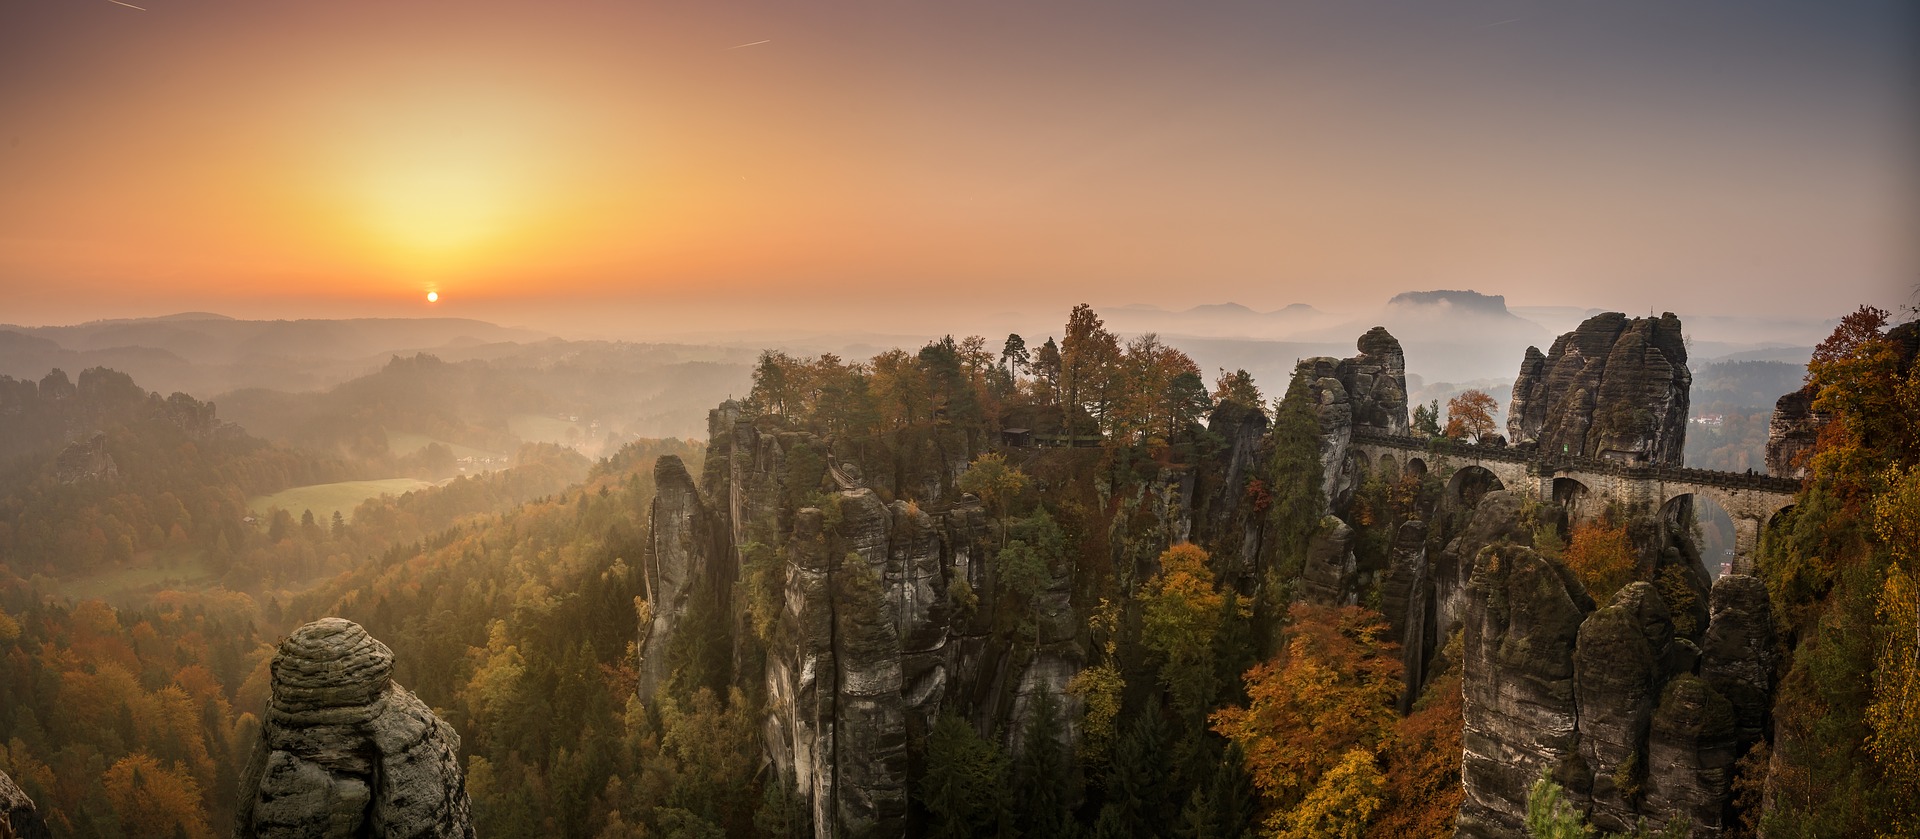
1458, 544, 1593, 839
1457, 554, 1770, 838
0, 769, 50, 839
1507, 313, 1690, 465
697, 408, 1078, 839
638, 454, 731, 697
1296, 326, 1411, 509
1764, 387, 1822, 478
236, 618, 473, 839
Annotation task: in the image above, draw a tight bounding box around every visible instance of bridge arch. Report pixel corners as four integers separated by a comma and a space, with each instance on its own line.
1405, 457, 1428, 480
1448, 465, 1506, 507
1551, 477, 1593, 522
1379, 453, 1400, 480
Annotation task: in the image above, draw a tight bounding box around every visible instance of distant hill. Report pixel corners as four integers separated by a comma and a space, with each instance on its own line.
0, 315, 551, 398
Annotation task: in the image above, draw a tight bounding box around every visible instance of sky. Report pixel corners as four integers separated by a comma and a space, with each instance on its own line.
1, 1, 1914, 336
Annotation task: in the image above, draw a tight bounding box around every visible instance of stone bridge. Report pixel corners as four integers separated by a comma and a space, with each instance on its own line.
1349, 430, 1801, 570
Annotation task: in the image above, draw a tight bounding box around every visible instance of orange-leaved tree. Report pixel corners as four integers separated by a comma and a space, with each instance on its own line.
1563, 519, 1637, 603
1443, 390, 1500, 444
1210, 603, 1401, 832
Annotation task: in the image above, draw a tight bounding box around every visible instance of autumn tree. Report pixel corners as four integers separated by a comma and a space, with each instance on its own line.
1032, 338, 1062, 405
1001, 333, 1030, 378
1564, 518, 1637, 602
958, 452, 1029, 537
1060, 304, 1121, 434
102, 753, 213, 839
1444, 389, 1500, 443
1140, 544, 1230, 720
1210, 603, 1401, 828
1272, 747, 1385, 839
1213, 368, 1264, 413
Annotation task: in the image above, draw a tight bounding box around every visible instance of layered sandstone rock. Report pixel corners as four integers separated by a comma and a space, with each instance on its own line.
1700, 574, 1774, 749
1573, 583, 1671, 832
1296, 516, 1358, 606
1458, 544, 1594, 839
639, 454, 731, 697
1, 769, 50, 839
1293, 327, 1412, 511
54, 432, 117, 484
1764, 387, 1822, 479
236, 618, 473, 839
1507, 313, 1690, 465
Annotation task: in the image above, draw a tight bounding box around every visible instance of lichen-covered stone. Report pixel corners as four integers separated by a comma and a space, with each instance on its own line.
1700, 574, 1773, 749
236, 618, 473, 839
1574, 583, 1671, 832
1297, 515, 1357, 606
1457, 544, 1594, 839
1507, 313, 1690, 465
1643, 675, 1736, 837
638, 454, 729, 697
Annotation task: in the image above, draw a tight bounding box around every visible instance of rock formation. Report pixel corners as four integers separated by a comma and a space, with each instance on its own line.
1297, 516, 1358, 606
638, 454, 730, 697
54, 432, 117, 484
1507, 313, 1690, 465
1294, 326, 1411, 509
235, 618, 474, 839
0, 769, 50, 839
1458, 544, 1594, 839
703, 407, 1079, 839
1764, 386, 1823, 479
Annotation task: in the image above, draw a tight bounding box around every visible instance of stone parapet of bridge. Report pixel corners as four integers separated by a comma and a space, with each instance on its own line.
1348, 430, 1800, 572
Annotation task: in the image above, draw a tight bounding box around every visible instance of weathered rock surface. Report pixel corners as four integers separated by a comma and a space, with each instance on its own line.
1574, 583, 1671, 832
1293, 327, 1411, 511
1433, 489, 1533, 646
236, 618, 473, 839
638, 454, 730, 697
1764, 386, 1823, 479
1297, 516, 1358, 606
54, 431, 117, 483
0, 769, 50, 839
1507, 313, 1690, 465
1380, 519, 1430, 709
731, 417, 1074, 837
1642, 675, 1735, 836
1458, 544, 1594, 839
1699, 574, 1774, 749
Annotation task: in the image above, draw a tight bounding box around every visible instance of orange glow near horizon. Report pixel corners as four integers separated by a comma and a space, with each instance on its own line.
0, 2, 1913, 327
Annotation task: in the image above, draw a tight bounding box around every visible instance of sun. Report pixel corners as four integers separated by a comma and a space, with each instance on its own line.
426, 291, 439, 303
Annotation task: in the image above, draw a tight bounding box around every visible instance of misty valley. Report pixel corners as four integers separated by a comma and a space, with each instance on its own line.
1, 299, 1914, 839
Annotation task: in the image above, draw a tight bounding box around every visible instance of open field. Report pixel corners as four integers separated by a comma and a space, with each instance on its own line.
249, 477, 434, 523
61, 549, 218, 603
385, 430, 504, 461
508, 413, 582, 445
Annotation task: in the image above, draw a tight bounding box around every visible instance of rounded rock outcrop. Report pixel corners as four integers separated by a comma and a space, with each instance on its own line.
236, 618, 473, 839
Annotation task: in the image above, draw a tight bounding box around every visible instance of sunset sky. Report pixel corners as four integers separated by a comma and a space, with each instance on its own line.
1, 1, 1913, 334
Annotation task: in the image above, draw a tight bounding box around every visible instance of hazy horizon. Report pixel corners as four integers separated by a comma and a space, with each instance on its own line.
4, 1, 1915, 332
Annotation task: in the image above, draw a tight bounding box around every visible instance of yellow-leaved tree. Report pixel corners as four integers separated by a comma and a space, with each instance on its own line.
1210, 603, 1401, 832
1869, 462, 1920, 835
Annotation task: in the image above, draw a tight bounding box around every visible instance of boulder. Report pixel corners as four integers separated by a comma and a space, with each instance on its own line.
236, 618, 473, 839
1699, 574, 1774, 749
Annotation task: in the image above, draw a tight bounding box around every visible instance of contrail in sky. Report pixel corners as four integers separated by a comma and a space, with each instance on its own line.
1476, 17, 1527, 29
106, 0, 146, 8
730, 39, 772, 49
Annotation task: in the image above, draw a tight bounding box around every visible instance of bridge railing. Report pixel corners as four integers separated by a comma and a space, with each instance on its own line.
1348, 430, 1802, 496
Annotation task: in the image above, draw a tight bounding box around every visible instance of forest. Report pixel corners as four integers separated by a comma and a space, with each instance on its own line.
0, 304, 1915, 839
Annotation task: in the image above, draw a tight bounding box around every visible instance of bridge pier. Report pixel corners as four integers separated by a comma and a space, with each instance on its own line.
1731, 516, 1761, 575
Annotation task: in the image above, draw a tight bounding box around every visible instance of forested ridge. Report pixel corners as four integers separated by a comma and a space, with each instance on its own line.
1, 305, 1916, 838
